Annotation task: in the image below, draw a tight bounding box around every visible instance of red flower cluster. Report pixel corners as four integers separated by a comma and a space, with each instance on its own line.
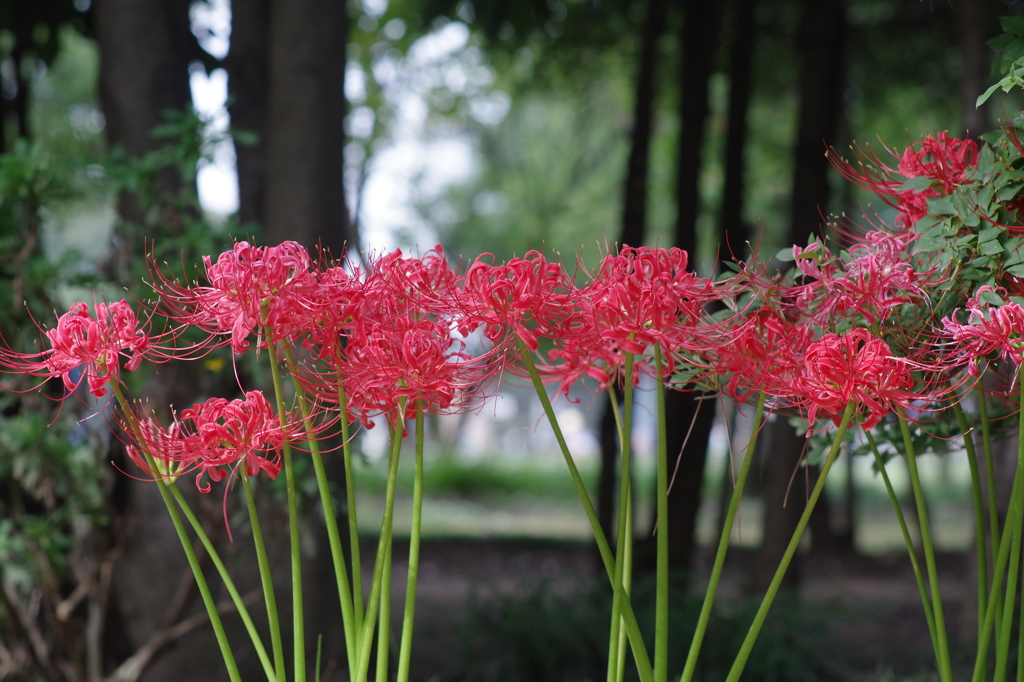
0, 300, 154, 398
126, 390, 294, 492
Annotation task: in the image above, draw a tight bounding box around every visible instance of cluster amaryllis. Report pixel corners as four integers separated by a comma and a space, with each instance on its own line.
830, 132, 978, 229
942, 286, 1024, 375
126, 390, 297, 492
0, 299, 175, 398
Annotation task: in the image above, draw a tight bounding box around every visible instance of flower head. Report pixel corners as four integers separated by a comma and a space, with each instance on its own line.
0, 300, 150, 398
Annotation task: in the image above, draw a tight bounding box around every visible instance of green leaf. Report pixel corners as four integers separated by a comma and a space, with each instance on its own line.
979, 83, 1004, 108
980, 224, 1003, 243
969, 255, 995, 267
956, 234, 978, 249
977, 184, 995, 211
964, 211, 982, 227
1008, 262, 1024, 277
775, 247, 795, 262
980, 240, 1004, 255
928, 197, 957, 215
899, 176, 934, 193
914, 237, 946, 252
1000, 183, 1024, 201
990, 33, 1018, 51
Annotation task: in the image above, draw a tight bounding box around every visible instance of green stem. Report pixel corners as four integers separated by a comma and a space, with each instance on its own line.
283, 347, 358, 679
653, 346, 668, 682
375, 539, 392, 682
338, 375, 365, 636
952, 401, 989, 647
615, 483, 633, 682
396, 407, 425, 682
724, 402, 855, 682
266, 337, 305, 682
680, 393, 767, 682
996, 524, 1023, 682
517, 339, 653, 682
606, 352, 635, 682
113, 386, 242, 682
863, 429, 938, 659
355, 400, 407, 682
240, 470, 286, 682
164, 482, 276, 682
980, 388, 1003, 651
973, 472, 1024, 682
897, 410, 952, 682
994, 379, 1024, 682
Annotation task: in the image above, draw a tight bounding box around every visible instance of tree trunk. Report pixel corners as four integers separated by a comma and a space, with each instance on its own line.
225, 0, 271, 228
618, 0, 669, 249
787, 0, 846, 247
752, 418, 806, 593
265, 0, 351, 256
955, 0, 996, 138
719, 0, 757, 264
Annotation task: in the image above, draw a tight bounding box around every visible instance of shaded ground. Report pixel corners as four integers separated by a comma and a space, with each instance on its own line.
355, 537, 965, 682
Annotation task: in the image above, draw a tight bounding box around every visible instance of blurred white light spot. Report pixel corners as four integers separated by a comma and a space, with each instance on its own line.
362, 0, 388, 18
473, 190, 509, 216
383, 18, 406, 41
190, 0, 231, 59
468, 91, 510, 126
347, 106, 376, 139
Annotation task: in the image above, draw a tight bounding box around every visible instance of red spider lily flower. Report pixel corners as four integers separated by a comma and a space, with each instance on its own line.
151, 240, 315, 354
127, 390, 296, 493
0, 300, 152, 398
942, 286, 1024, 375
538, 246, 722, 396
335, 315, 476, 423
792, 328, 915, 430
584, 246, 715, 356
457, 251, 579, 351
897, 132, 978, 195
712, 306, 816, 402
829, 133, 978, 229
792, 231, 927, 326
366, 245, 460, 319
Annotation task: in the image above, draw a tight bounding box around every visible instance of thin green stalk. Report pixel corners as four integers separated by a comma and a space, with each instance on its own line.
994, 379, 1024, 682
375, 539, 392, 682
338, 376, 365, 636
266, 337, 305, 682
953, 400, 990, 645
396, 408, 425, 682
973, 472, 1024, 682
897, 410, 953, 682
980, 388, 1003, 650
113, 387, 242, 682
615, 484, 633, 682
517, 339, 653, 682
164, 482, 276, 682
996, 525, 1023, 682
653, 346, 668, 682
680, 393, 767, 682
283, 347, 357, 679
606, 352, 635, 682
355, 400, 407, 682
240, 470, 286, 682
863, 430, 938, 658
724, 402, 855, 682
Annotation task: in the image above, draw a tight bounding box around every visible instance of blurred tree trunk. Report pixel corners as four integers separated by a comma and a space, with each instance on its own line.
597, 0, 668, 548
264, 0, 352, 255
94, 0, 194, 279
753, 0, 847, 593
956, 0, 996, 138
719, 0, 757, 264
659, 0, 722, 573
225, 0, 270, 228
